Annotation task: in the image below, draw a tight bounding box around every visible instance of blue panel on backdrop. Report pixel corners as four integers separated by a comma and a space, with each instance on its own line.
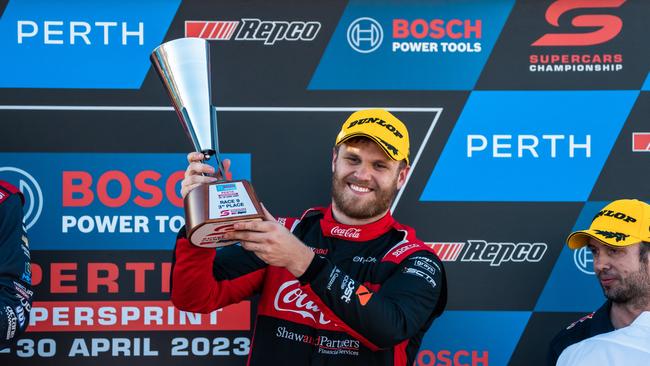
420, 91, 638, 201
416, 311, 530, 366
0, 153, 251, 250
0, 0, 180, 88
309, 0, 514, 90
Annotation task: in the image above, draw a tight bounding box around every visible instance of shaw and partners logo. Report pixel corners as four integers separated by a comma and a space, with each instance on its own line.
185, 18, 321, 45
426, 240, 547, 266
530, 0, 625, 73
346, 17, 482, 54
0, 167, 43, 230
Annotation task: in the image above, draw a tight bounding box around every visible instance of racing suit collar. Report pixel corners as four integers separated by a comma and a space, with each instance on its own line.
320, 205, 395, 242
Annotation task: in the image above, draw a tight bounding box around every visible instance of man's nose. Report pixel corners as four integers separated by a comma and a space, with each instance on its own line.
593, 253, 610, 273
353, 164, 372, 181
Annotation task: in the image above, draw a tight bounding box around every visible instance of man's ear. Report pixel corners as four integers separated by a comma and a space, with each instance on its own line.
396, 164, 410, 190
332, 147, 338, 173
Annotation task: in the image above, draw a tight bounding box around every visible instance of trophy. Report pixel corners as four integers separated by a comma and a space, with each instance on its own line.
151, 38, 264, 248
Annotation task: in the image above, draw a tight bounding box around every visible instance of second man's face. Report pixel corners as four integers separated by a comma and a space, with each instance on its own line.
588, 238, 650, 304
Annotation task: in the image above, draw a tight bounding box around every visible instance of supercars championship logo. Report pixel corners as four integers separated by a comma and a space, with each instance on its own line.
529, 0, 625, 73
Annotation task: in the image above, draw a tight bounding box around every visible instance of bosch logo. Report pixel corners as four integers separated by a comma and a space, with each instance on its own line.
62, 170, 183, 208
416, 349, 489, 366
347, 17, 383, 53
0, 167, 43, 230
574, 246, 595, 275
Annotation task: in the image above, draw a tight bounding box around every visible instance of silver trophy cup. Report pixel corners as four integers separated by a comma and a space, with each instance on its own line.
151, 38, 263, 248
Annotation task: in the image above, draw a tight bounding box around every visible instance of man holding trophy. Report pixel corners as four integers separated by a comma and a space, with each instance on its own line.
153, 38, 446, 366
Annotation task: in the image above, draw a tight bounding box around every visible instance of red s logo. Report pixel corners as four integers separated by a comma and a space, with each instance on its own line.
532, 0, 625, 46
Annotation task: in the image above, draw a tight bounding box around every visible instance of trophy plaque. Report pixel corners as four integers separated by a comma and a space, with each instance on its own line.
151, 38, 264, 248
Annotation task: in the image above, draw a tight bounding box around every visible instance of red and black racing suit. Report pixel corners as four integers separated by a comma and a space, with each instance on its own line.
0, 180, 33, 346
172, 206, 447, 366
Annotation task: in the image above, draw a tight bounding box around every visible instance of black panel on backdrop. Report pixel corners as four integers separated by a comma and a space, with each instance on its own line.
509, 312, 596, 366
477, 0, 650, 90
590, 91, 650, 201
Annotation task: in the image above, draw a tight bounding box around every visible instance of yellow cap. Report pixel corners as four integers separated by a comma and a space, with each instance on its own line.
335, 109, 410, 164
567, 199, 650, 249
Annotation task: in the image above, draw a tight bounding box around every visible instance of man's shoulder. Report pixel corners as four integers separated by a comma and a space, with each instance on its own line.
550, 302, 613, 352
553, 312, 598, 341
276, 206, 326, 231
0, 180, 24, 206
383, 221, 441, 264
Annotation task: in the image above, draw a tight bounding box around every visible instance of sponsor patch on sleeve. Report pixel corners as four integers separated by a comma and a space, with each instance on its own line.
408, 256, 439, 275
13, 281, 33, 300
402, 267, 437, 289
355, 285, 373, 306
340, 275, 356, 304
382, 242, 426, 264
566, 312, 595, 330
326, 267, 341, 291
4, 306, 17, 340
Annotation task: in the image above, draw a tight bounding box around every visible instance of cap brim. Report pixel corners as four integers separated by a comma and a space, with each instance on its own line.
567, 230, 642, 249
338, 133, 408, 164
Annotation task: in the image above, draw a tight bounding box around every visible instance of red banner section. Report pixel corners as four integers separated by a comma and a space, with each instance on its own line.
28, 301, 250, 332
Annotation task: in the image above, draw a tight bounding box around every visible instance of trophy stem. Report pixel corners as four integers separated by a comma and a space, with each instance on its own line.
200, 148, 226, 181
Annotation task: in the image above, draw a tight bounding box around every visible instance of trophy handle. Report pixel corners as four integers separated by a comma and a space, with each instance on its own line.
179, 106, 226, 180
209, 105, 227, 180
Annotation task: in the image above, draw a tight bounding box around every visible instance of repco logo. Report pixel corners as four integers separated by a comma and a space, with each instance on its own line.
532, 0, 625, 46
331, 226, 361, 239
186, 18, 321, 45
460, 240, 547, 266
593, 210, 636, 223
348, 118, 404, 139
274, 280, 330, 325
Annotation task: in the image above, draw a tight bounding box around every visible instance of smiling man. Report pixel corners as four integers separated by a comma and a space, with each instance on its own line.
171, 109, 447, 366
548, 199, 650, 365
